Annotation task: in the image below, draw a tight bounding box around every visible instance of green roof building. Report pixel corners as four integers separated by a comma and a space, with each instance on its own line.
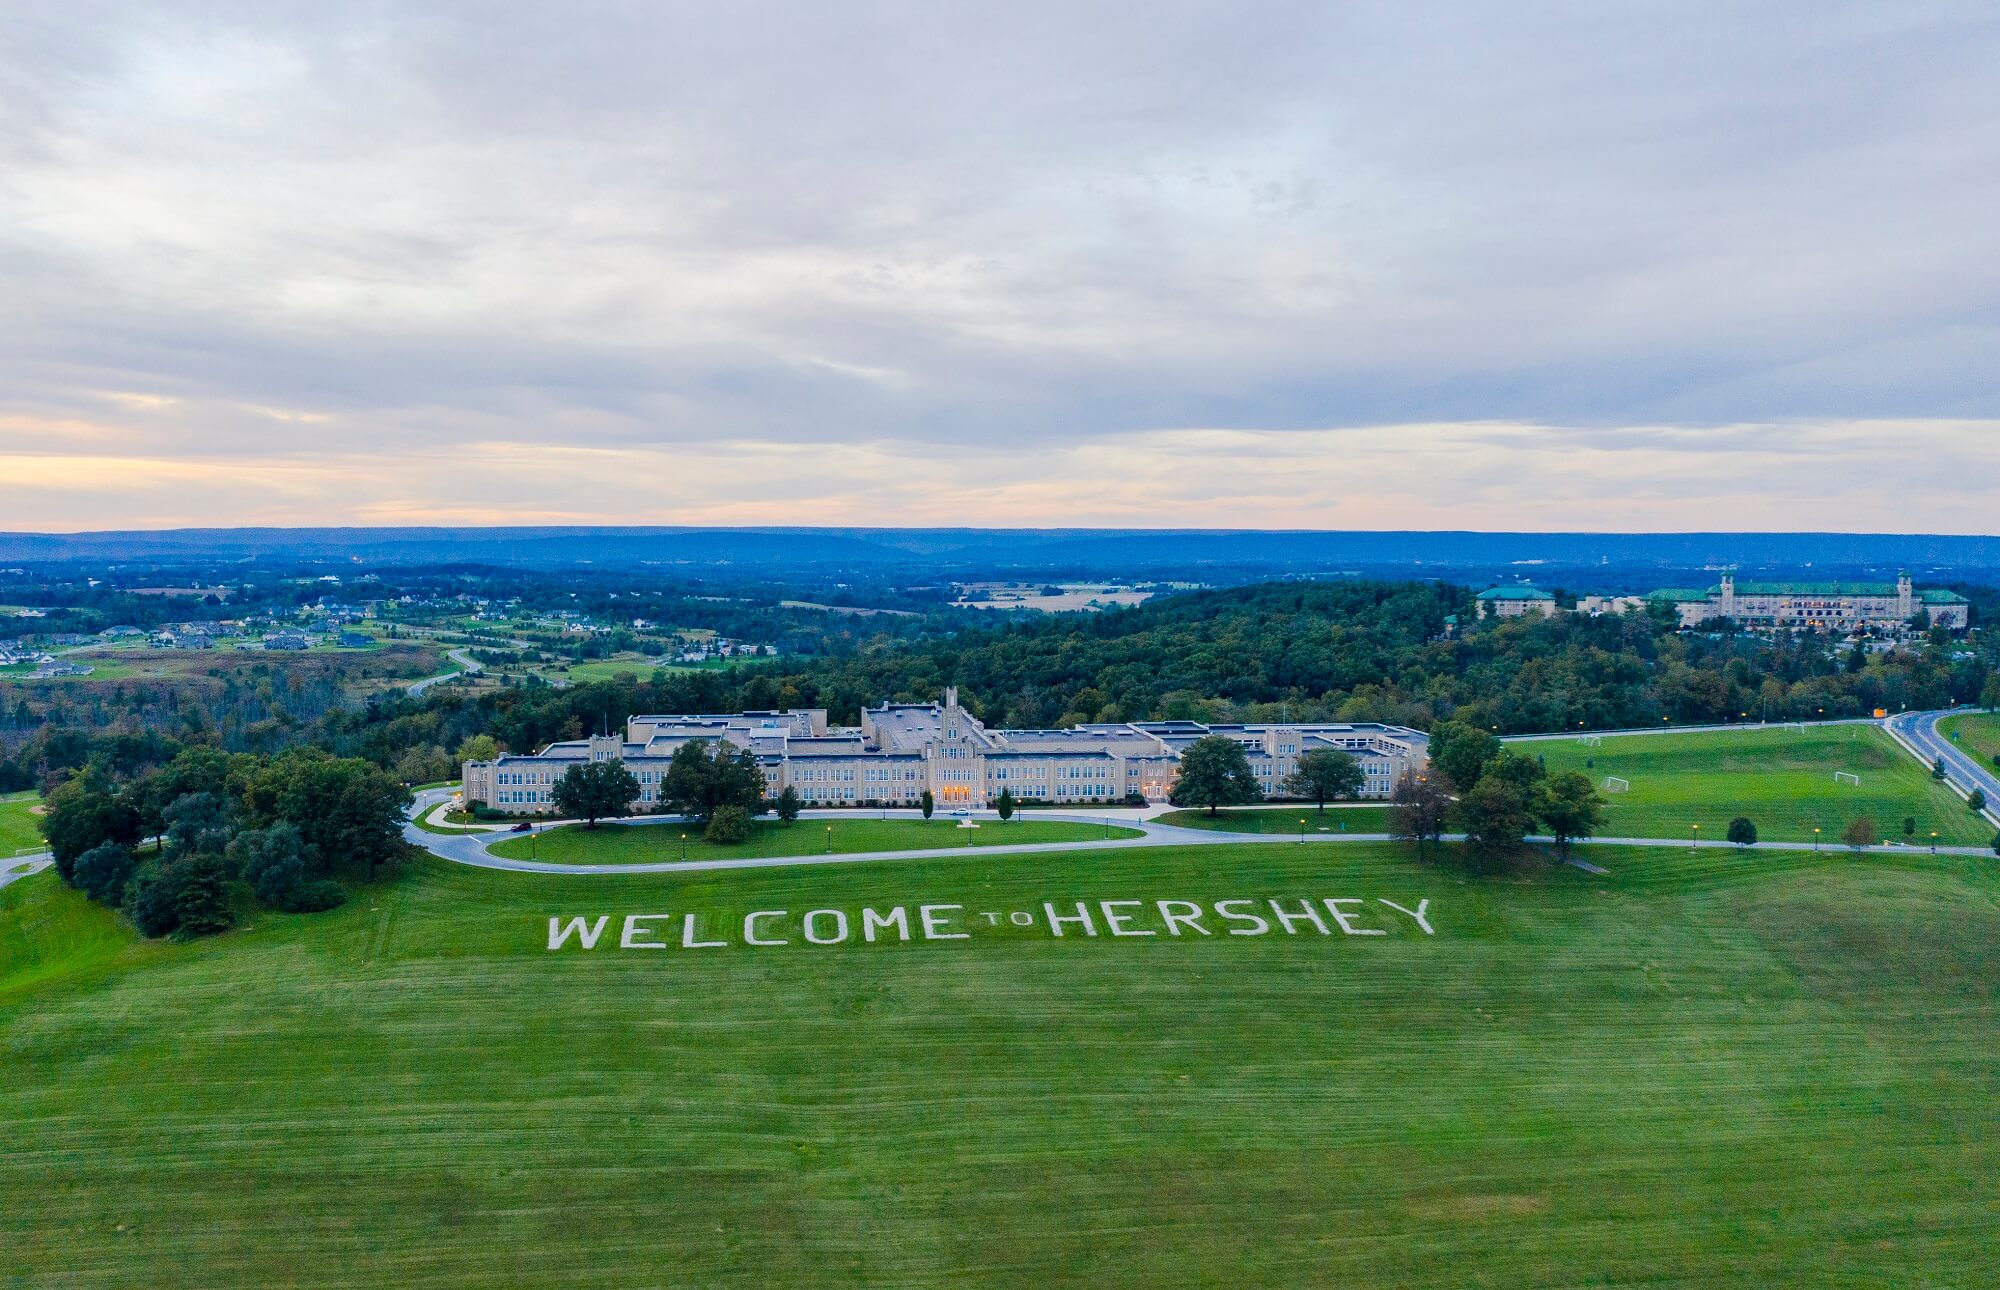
1645, 572, 1968, 631
1476, 585, 1557, 618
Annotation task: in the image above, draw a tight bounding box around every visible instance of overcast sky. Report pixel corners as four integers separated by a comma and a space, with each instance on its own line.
3, 1, 1997, 532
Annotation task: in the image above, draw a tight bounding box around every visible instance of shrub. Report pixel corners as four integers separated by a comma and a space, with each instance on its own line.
172, 855, 236, 938
126, 861, 184, 938
1842, 816, 1881, 849
1726, 817, 1758, 847
287, 879, 348, 914
704, 804, 752, 845
1969, 790, 1987, 814
72, 842, 136, 907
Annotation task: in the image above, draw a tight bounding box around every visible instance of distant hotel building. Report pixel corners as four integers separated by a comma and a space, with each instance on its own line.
1648, 573, 1968, 631
463, 689, 1430, 815
1475, 585, 1557, 618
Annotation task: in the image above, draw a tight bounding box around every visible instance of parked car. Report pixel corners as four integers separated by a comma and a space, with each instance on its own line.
510, 822, 533, 833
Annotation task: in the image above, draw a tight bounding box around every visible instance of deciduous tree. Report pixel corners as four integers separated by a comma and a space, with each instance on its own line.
1282, 748, 1363, 812
552, 760, 641, 830
1170, 735, 1263, 816
1389, 771, 1452, 864
1535, 772, 1606, 861
1727, 816, 1758, 847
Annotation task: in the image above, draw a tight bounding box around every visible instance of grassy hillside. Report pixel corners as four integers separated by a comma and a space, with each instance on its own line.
0, 790, 43, 856
1156, 805, 1392, 834
487, 817, 1142, 864
1938, 711, 2000, 771
1532, 725, 1990, 846
6, 842, 2000, 1285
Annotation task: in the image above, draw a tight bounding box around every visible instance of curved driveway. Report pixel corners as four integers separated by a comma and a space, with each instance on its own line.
403, 788, 1999, 878
1886, 708, 2000, 829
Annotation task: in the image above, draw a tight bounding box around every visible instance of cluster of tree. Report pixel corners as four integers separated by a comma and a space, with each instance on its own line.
1390, 721, 1606, 866
10, 578, 1996, 819
543, 738, 772, 844
40, 746, 411, 939
1165, 739, 1366, 814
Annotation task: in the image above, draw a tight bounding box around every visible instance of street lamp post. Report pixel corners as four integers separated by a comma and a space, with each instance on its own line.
1691, 823, 1700, 851
1931, 831, 1939, 856
826, 824, 833, 855
1813, 827, 1820, 852
1299, 817, 1307, 844
679, 832, 686, 862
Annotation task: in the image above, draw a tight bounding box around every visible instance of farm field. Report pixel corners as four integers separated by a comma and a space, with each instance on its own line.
487, 817, 1142, 864
0, 642, 444, 691
6, 841, 2000, 1285
1156, 805, 1392, 834
1533, 725, 1990, 846
0, 791, 43, 856
1938, 711, 2000, 771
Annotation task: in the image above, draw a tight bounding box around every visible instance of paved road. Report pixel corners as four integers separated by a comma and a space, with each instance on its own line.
1505, 716, 1880, 743
1886, 709, 2000, 829
402, 797, 1999, 878
0, 856, 52, 890
407, 647, 483, 696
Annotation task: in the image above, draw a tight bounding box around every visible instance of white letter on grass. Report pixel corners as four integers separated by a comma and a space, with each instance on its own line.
920, 904, 968, 940
1268, 898, 1330, 935
1379, 899, 1434, 935
1213, 900, 1269, 936
548, 915, 609, 950
1099, 901, 1154, 936
1322, 898, 1385, 936
1156, 900, 1211, 936
862, 907, 910, 943
745, 910, 789, 946
803, 909, 849, 945
682, 914, 725, 949
1044, 902, 1097, 937
620, 914, 670, 948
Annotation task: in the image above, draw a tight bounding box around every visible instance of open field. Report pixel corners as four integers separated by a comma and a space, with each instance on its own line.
1534, 725, 1991, 846
1938, 711, 2000, 771
7, 840, 2000, 1285
0, 642, 444, 690
1157, 805, 1392, 834
557, 653, 770, 683
0, 791, 44, 856
487, 817, 1142, 864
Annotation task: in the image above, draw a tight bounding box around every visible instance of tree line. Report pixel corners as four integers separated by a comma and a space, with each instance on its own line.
40, 746, 410, 940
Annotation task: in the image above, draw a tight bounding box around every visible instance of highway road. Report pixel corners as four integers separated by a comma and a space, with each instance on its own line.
1886, 709, 2000, 830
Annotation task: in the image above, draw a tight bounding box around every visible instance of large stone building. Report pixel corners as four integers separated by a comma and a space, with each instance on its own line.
1475, 585, 1557, 618
463, 689, 1430, 816
1648, 573, 1969, 631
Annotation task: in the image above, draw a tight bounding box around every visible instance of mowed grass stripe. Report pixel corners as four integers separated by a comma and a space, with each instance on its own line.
1156, 806, 1392, 834
1533, 725, 1991, 846
5, 841, 2000, 1284
0, 791, 43, 856
487, 816, 1141, 864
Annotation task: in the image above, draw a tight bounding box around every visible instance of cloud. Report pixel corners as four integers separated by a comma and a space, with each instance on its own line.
0, 2, 1997, 530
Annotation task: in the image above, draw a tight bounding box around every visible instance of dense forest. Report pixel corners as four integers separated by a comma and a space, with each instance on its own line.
8, 580, 1995, 793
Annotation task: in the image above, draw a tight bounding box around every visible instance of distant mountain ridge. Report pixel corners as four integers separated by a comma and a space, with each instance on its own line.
2, 527, 1998, 573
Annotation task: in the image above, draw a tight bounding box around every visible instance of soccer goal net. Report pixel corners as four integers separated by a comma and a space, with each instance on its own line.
1603, 776, 1630, 793
1578, 734, 1603, 747
1784, 722, 1808, 732
1833, 771, 1861, 786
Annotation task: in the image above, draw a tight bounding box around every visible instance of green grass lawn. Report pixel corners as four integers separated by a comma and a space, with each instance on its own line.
1938, 711, 2000, 773
560, 654, 775, 683
1156, 805, 1392, 834
1533, 725, 1992, 846
0, 791, 44, 856
489, 817, 1142, 864
7, 840, 2000, 1285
